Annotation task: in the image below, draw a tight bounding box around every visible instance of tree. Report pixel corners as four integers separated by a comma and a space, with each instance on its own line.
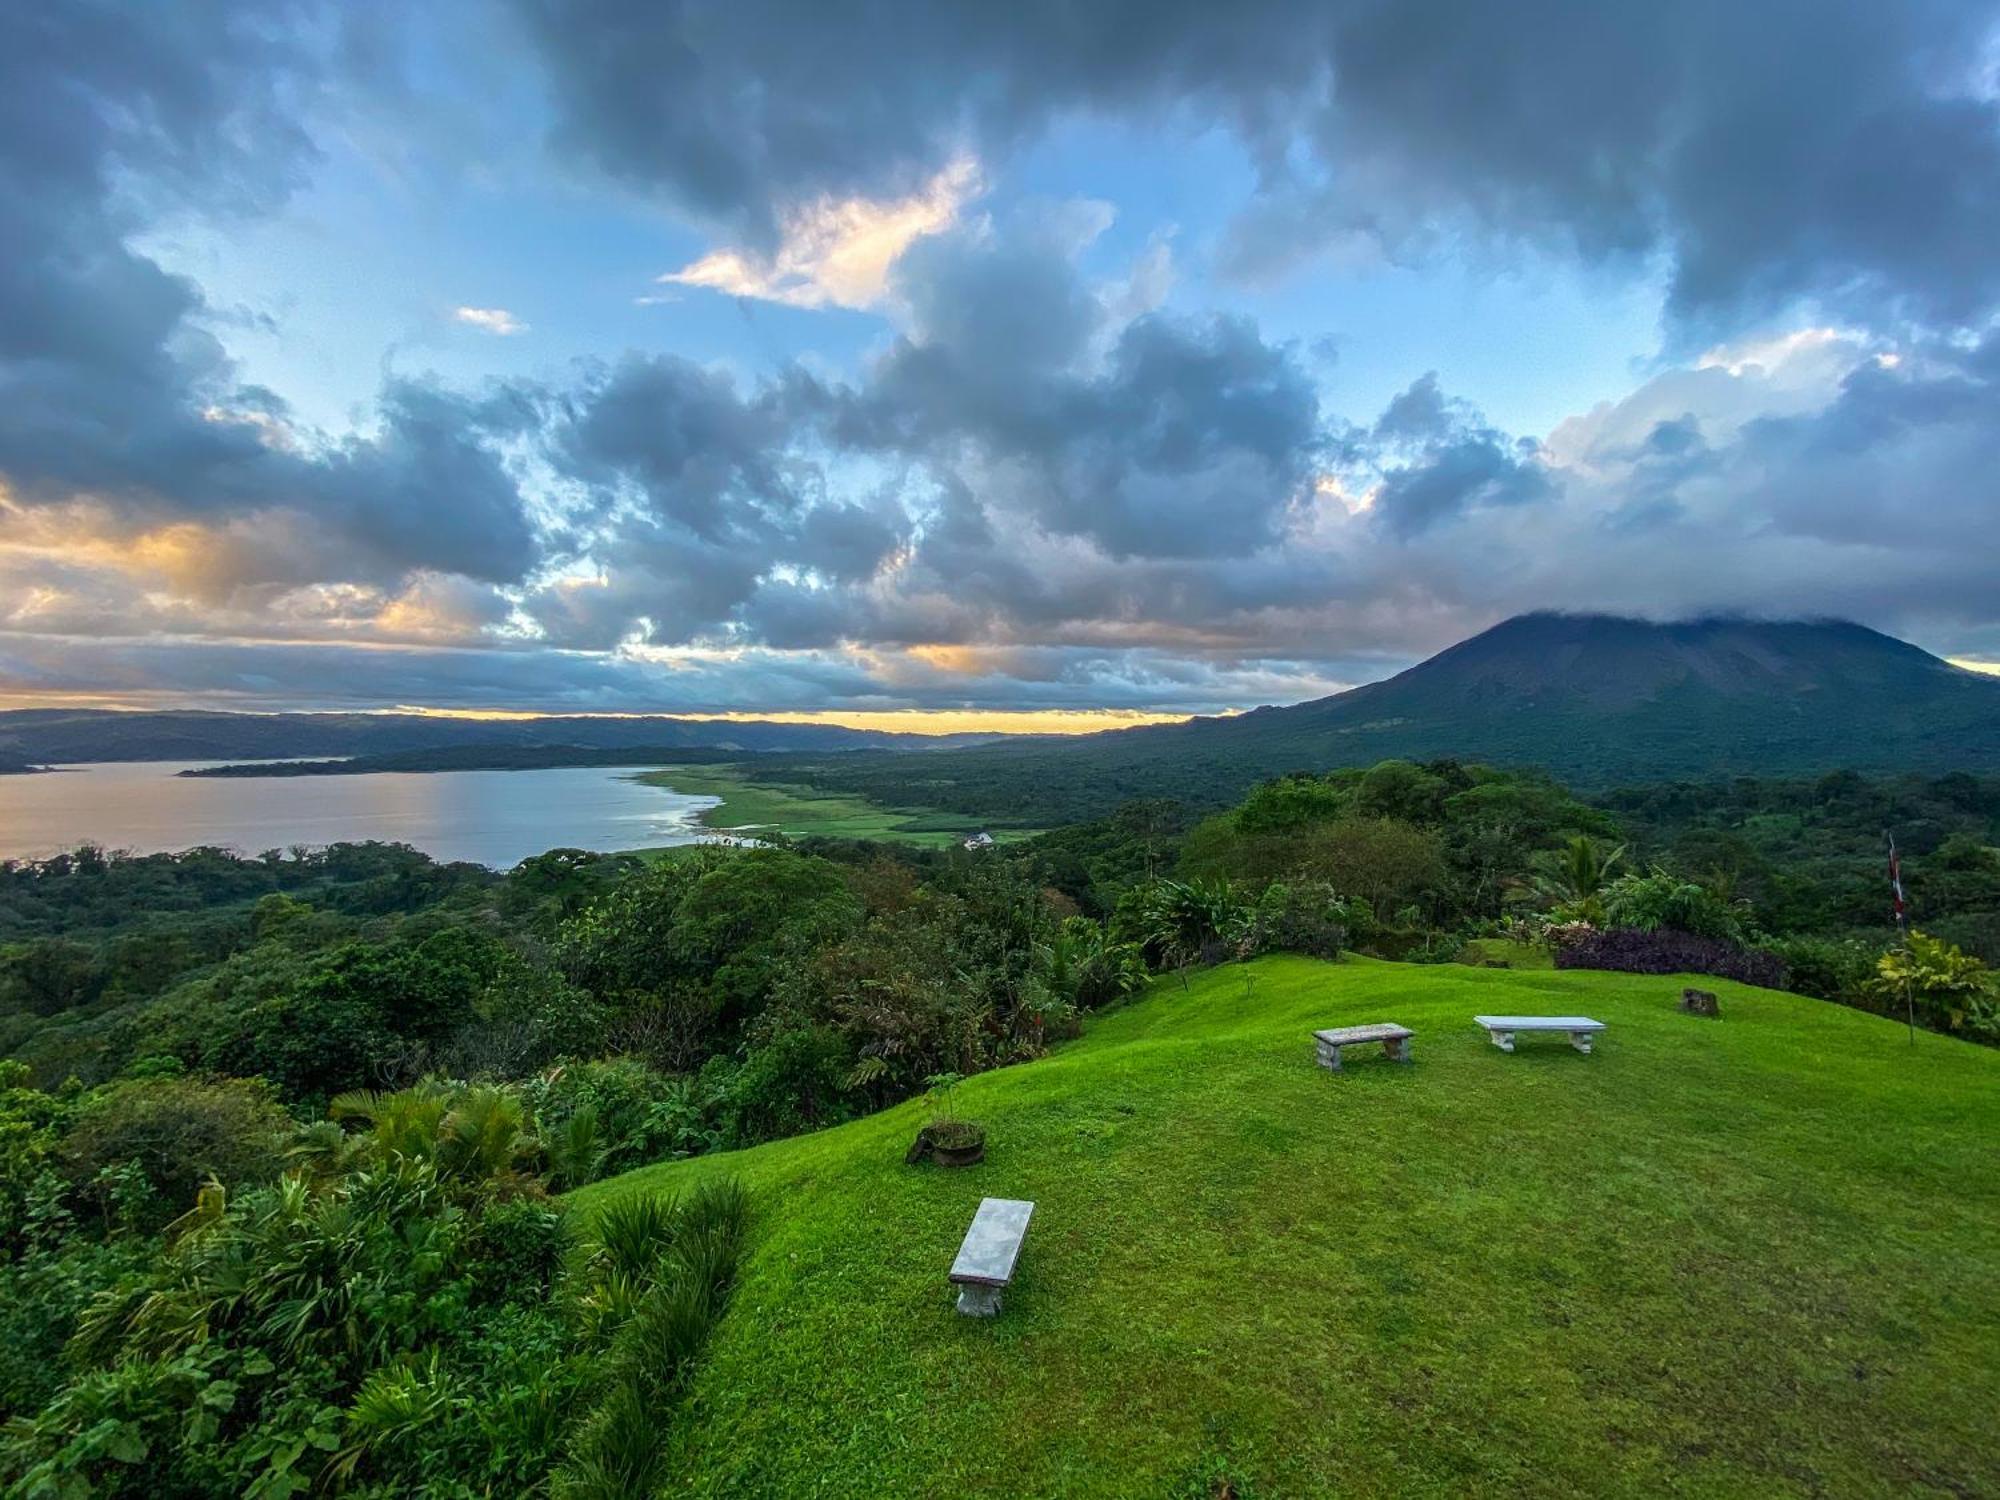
60, 1077, 291, 1231
0, 938, 105, 1017
1125, 878, 1247, 982
1292, 818, 1449, 923
1529, 836, 1627, 918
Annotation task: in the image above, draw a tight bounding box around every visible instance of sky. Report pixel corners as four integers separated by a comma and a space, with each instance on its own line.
4, 1, 2000, 728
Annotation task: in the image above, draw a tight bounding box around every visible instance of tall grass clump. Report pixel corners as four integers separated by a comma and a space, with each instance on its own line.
556, 1178, 750, 1499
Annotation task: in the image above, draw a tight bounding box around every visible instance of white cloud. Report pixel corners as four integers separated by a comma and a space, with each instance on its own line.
661, 158, 981, 310
453, 306, 528, 336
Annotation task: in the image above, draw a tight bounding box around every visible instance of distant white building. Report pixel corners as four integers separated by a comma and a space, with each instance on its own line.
962, 830, 996, 851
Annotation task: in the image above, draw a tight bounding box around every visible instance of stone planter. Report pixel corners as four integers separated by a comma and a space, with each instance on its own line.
906, 1121, 986, 1167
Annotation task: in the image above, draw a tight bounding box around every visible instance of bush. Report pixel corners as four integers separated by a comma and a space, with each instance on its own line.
463, 1197, 570, 1306
526, 1058, 723, 1177
558, 1180, 748, 1500
59, 1076, 292, 1230
1767, 935, 1877, 1005
1601, 870, 1749, 944
1873, 932, 1998, 1039
1928, 910, 2000, 967
1555, 927, 1788, 988
1247, 882, 1348, 961
719, 1026, 854, 1146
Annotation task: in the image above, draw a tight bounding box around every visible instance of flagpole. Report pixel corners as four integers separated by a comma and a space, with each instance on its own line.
1887, 831, 1915, 1046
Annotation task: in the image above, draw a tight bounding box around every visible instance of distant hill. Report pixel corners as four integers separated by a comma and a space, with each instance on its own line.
790, 614, 2000, 823
0, 709, 1000, 766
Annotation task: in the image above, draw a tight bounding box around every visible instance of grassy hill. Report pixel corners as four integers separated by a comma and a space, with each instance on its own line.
572, 956, 2000, 1498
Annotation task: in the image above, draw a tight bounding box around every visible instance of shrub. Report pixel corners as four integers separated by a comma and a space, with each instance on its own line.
58, 1076, 292, 1231
1767, 935, 1877, 1005
1555, 927, 1787, 988
463, 1197, 570, 1306
1928, 910, 2000, 967
1873, 932, 1998, 1039
526, 1057, 721, 1176
1247, 882, 1348, 961
720, 1026, 854, 1145
557, 1179, 748, 1500
1120, 877, 1251, 973
1602, 870, 1749, 944
1544, 919, 1598, 951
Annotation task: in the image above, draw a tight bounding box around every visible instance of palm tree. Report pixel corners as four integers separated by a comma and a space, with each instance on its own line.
328, 1083, 535, 1187
436, 1085, 536, 1184
1134, 878, 1243, 986
329, 1083, 452, 1162
1529, 836, 1626, 914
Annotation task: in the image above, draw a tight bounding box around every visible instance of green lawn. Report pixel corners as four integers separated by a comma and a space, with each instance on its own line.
571, 957, 2000, 1498
633, 764, 1041, 847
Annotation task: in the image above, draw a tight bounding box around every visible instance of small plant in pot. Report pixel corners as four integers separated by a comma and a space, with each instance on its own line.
904, 1071, 986, 1167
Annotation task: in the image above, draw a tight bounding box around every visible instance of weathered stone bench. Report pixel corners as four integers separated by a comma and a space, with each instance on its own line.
1312, 1023, 1413, 1071
1474, 1015, 1606, 1054
950, 1197, 1034, 1316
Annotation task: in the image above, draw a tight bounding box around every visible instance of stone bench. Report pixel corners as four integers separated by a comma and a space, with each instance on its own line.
1473, 1015, 1606, 1054
950, 1197, 1034, 1316
1312, 1023, 1413, 1071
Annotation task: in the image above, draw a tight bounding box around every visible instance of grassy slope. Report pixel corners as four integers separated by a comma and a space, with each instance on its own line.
572, 958, 2000, 1498
634, 764, 1041, 847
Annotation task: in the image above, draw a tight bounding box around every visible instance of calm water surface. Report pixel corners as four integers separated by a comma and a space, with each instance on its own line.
0, 763, 721, 869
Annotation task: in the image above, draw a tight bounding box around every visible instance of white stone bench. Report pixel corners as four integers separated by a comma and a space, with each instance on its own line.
1312, 1023, 1413, 1071
1474, 1015, 1606, 1054
950, 1197, 1034, 1316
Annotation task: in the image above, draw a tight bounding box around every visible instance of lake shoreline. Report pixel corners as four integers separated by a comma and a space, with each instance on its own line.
0, 761, 724, 869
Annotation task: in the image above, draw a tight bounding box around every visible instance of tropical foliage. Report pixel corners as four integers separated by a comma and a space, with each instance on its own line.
1874, 931, 1998, 1038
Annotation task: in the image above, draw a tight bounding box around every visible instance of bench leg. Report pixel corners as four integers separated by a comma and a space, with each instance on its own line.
1384, 1037, 1412, 1064
1569, 1031, 1594, 1055
1488, 1030, 1515, 1053
956, 1284, 1002, 1317
1316, 1041, 1343, 1071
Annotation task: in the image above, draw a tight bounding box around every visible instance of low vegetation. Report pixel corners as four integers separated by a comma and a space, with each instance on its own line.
0, 1060, 748, 1495
635, 764, 1030, 846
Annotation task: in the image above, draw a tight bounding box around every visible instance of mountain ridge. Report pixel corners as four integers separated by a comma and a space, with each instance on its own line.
0, 708, 1004, 766
783, 613, 2000, 823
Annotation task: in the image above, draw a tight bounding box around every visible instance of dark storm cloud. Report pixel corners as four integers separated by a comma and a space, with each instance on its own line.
507, 0, 1317, 246
0, 634, 889, 714
1360, 374, 1550, 539
0, 1, 541, 586
1369, 436, 1550, 540
529, 353, 910, 646
1723, 336, 2000, 558
836, 222, 1327, 560
548, 355, 801, 541
525, 224, 1333, 656
513, 0, 2000, 330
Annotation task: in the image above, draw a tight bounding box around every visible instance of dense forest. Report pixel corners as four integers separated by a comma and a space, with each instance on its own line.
2, 762, 1995, 1491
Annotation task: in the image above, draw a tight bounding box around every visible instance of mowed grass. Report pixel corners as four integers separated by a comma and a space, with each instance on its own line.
633, 765, 1040, 847
570, 957, 2000, 1498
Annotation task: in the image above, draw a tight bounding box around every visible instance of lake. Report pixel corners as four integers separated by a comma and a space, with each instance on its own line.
0, 762, 722, 869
